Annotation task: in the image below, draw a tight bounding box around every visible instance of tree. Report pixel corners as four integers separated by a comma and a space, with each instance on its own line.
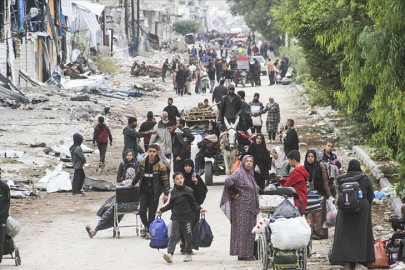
172, 20, 202, 36
227, 0, 283, 46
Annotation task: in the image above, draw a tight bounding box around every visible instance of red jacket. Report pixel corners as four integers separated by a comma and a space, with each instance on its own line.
281, 166, 309, 214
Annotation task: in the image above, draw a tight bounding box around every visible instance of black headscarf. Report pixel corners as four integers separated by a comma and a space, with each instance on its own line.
180, 159, 207, 205
304, 149, 322, 191
180, 159, 195, 188
250, 134, 271, 162
209, 121, 220, 137
347, 159, 362, 172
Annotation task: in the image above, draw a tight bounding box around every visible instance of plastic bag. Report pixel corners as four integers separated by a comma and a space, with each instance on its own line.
273, 198, 301, 219
252, 218, 270, 234
6, 216, 21, 237
323, 198, 337, 227
270, 216, 311, 250
367, 238, 389, 268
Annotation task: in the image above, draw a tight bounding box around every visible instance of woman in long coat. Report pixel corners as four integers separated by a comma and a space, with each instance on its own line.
304, 149, 332, 239
220, 155, 260, 261
331, 159, 375, 270
263, 97, 280, 143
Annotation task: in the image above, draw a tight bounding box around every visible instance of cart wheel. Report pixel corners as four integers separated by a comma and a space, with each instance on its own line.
299, 246, 308, 270
258, 233, 268, 270
15, 247, 21, 266
242, 79, 246, 87
205, 161, 213, 186
117, 232, 120, 239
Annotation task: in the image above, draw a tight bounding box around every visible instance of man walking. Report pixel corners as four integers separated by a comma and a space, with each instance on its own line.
162, 58, 169, 82
267, 58, 275, 85
166, 121, 186, 173
177, 119, 195, 160
149, 112, 172, 160
139, 111, 157, 151
212, 79, 228, 110
92, 116, 113, 168
282, 119, 299, 155
122, 117, 155, 159
164, 98, 181, 123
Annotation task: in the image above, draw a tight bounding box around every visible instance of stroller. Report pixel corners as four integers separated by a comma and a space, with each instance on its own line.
3, 234, 21, 266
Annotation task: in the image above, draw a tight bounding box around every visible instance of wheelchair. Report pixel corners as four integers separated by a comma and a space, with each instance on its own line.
257, 188, 312, 270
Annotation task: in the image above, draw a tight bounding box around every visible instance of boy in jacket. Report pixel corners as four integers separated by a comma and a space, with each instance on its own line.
130, 144, 169, 238
158, 172, 206, 263
277, 150, 309, 214
92, 116, 113, 168
70, 133, 86, 196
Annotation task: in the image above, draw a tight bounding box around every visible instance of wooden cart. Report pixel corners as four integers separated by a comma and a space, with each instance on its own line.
184, 107, 218, 130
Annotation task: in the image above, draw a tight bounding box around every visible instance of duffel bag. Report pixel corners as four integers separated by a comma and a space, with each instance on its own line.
273, 249, 298, 268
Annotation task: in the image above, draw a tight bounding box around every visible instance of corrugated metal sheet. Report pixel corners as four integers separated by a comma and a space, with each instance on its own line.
0, 43, 7, 76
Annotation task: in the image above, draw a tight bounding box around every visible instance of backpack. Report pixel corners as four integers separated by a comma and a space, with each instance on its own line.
337, 181, 361, 212
149, 217, 169, 249
193, 215, 213, 248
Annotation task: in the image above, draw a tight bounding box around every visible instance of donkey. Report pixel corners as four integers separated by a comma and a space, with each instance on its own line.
221, 117, 239, 175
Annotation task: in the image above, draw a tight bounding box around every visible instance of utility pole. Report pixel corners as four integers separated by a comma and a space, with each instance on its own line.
124, 0, 129, 44
137, 0, 140, 52
131, 0, 135, 43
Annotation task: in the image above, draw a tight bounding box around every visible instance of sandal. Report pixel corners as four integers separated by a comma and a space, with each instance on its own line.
85, 225, 93, 238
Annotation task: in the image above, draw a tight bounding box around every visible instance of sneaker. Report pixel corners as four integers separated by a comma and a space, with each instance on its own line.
183, 254, 192, 262
163, 254, 173, 263
145, 232, 150, 239
140, 229, 146, 238
73, 193, 85, 197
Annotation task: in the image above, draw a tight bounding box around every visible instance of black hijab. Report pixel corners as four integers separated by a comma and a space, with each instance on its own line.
180, 159, 195, 188
304, 149, 323, 191
250, 134, 271, 162
347, 159, 362, 172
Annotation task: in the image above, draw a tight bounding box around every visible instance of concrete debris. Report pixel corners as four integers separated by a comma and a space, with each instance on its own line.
34, 163, 72, 193
0, 150, 25, 158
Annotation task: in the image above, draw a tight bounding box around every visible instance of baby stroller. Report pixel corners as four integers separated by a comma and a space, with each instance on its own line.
3, 234, 21, 266
257, 187, 311, 270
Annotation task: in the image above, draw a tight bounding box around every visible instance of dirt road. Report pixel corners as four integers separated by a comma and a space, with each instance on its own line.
2, 74, 342, 269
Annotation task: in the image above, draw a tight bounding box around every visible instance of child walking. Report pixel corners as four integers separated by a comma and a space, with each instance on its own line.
69, 133, 86, 196
157, 172, 206, 263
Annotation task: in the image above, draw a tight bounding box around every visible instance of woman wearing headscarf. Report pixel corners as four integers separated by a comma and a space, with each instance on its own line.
271, 146, 290, 177
179, 159, 208, 253
263, 97, 280, 143
220, 155, 260, 261
304, 149, 332, 240
116, 149, 137, 185
208, 121, 220, 138
243, 134, 271, 189
331, 160, 375, 270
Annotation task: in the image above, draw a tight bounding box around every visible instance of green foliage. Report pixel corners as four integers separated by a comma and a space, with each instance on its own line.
226, 0, 283, 46
279, 45, 307, 83
173, 20, 202, 35
96, 56, 118, 74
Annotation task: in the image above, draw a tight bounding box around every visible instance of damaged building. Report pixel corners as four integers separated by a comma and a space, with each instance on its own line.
0, 0, 209, 87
